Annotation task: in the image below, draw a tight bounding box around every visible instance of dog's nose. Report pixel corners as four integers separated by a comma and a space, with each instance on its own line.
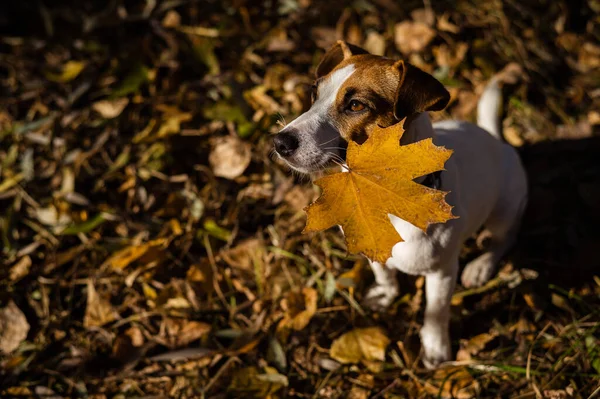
273, 132, 299, 157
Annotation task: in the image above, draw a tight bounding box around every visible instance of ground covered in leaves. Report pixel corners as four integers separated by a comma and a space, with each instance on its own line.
1, 1, 600, 398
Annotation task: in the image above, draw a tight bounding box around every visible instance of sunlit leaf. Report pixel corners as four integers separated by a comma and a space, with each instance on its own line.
45, 60, 86, 82
330, 327, 390, 365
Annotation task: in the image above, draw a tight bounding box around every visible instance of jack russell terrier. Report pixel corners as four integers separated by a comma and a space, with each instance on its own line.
273, 41, 528, 368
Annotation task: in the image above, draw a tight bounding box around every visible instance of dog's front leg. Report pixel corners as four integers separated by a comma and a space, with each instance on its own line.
362, 261, 399, 311
420, 260, 458, 368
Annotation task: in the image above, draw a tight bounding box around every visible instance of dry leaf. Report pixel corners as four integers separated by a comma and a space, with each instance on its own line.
84, 281, 118, 328
0, 300, 30, 354
304, 121, 456, 263
411, 8, 435, 26
279, 287, 318, 331
46, 60, 86, 82
186, 262, 214, 295
394, 21, 436, 54
92, 98, 129, 118
162, 10, 181, 28
363, 31, 386, 56
437, 13, 460, 33
434, 43, 469, 68
9, 256, 31, 282
165, 318, 211, 347
221, 238, 265, 270
101, 238, 168, 271
456, 331, 497, 361
425, 366, 480, 399
330, 327, 390, 365
112, 326, 145, 362
228, 366, 288, 398
209, 135, 252, 179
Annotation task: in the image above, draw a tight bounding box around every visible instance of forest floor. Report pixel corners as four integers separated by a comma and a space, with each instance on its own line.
1, 0, 600, 398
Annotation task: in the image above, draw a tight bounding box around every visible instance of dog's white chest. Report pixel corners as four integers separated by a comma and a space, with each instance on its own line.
385, 214, 440, 275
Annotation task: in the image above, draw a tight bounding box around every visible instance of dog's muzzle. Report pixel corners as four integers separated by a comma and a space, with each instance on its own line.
273, 131, 299, 158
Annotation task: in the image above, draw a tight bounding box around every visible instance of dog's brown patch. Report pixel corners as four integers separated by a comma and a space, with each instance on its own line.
314, 42, 450, 144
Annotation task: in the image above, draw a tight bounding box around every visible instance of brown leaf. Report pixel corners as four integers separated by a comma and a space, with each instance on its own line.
92, 98, 129, 119
411, 8, 435, 26
0, 301, 30, 354
186, 262, 214, 295
394, 21, 436, 55
363, 31, 386, 56
9, 255, 31, 282
221, 238, 265, 270
112, 326, 145, 363
209, 135, 251, 180
162, 10, 181, 28
279, 287, 318, 331
433, 43, 469, 68
165, 318, 211, 348
456, 331, 497, 361
425, 366, 480, 399
437, 13, 460, 33
228, 366, 288, 398
330, 327, 390, 365
101, 238, 168, 271
84, 281, 118, 328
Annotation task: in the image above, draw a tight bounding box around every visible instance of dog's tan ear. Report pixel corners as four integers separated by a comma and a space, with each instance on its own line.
315, 41, 369, 78
393, 60, 450, 120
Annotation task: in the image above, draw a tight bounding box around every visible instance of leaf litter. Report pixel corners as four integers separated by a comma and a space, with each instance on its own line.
1, 1, 600, 398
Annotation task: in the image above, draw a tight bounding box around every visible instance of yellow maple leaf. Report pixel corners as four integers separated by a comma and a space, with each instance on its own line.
303, 121, 456, 263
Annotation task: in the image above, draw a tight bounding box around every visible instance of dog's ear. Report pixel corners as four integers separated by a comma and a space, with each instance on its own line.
315, 41, 369, 79
393, 60, 450, 120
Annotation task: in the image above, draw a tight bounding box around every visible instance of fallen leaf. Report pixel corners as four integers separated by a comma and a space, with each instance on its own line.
84, 281, 119, 328
9, 255, 31, 282
187, 262, 214, 295
34, 386, 61, 399
111, 63, 149, 97
279, 287, 318, 331
45, 60, 86, 82
394, 21, 436, 54
112, 326, 145, 363
303, 121, 456, 263
0, 300, 30, 354
92, 98, 129, 119
209, 135, 252, 179
228, 366, 288, 398
456, 331, 497, 361
101, 238, 168, 271
330, 327, 390, 365
162, 10, 181, 28
348, 374, 375, 399
165, 318, 211, 347
221, 238, 265, 270
425, 366, 480, 399
433, 43, 469, 68
437, 13, 460, 33
411, 8, 435, 26
363, 31, 386, 56
190, 36, 220, 75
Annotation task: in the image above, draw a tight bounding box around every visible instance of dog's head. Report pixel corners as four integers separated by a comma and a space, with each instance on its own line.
273, 41, 450, 174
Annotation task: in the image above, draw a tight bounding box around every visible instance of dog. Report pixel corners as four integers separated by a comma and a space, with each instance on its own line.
273, 41, 528, 368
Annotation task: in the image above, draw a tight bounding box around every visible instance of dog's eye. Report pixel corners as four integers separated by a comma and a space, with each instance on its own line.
348, 100, 366, 113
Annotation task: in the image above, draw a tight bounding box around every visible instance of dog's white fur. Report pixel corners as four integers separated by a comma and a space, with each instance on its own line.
277, 66, 528, 368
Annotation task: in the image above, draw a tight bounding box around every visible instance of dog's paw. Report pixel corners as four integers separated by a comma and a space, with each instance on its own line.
361, 284, 398, 312
461, 254, 496, 288
420, 327, 452, 369
422, 351, 450, 369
